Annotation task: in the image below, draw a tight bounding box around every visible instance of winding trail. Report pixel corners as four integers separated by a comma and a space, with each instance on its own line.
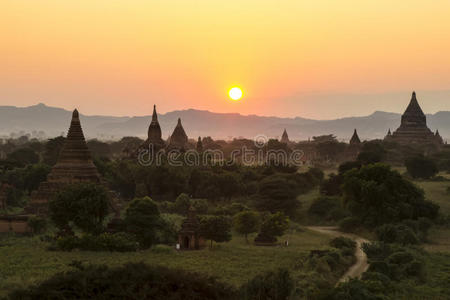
306, 226, 369, 285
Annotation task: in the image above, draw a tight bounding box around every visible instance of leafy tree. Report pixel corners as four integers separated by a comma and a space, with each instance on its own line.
124, 196, 163, 248
233, 210, 261, 243
49, 183, 109, 235
320, 173, 343, 196
308, 196, 340, 218
173, 193, 191, 215
255, 175, 299, 215
199, 215, 232, 248
43, 136, 66, 166
342, 164, 439, 228
357, 141, 386, 165
7, 148, 39, 166
405, 155, 438, 179
255, 212, 289, 243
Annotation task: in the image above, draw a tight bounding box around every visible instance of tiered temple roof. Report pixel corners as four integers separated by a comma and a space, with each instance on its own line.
385, 92, 443, 145
280, 129, 290, 144
349, 129, 361, 145
145, 105, 165, 149
28, 109, 103, 214
167, 118, 188, 151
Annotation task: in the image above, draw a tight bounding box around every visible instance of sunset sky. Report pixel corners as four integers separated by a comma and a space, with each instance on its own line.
1, 0, 450, 119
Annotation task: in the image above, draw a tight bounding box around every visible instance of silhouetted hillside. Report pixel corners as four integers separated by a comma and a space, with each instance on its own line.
0, 103, 448, 141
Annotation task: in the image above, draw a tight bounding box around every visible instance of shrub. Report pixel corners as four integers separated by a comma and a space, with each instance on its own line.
254, 212, 289, 243
7, 262, 235, 299
339, 217, 360, 233
330, 236, 356, 250
151, 244, 174, 254
52, 233, 139, 252
27, 216, 47, 235
54, 235, 80, 251
240, 268, 294, 300
375, 224, 419, 245
405, 155, 438, 179
308, 196, 340, 217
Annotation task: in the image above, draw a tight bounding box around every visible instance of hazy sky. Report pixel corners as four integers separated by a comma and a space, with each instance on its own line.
1, 0, 450, 119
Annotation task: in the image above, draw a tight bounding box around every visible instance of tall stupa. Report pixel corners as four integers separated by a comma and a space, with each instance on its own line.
385, 92, 443, 145
28, 109, 104, 214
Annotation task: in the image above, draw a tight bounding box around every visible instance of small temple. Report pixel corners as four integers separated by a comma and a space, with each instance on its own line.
178, 206, 205, 250
280, 129, 290, 144
167, 118, 189, 151
349, 129, 361, 145
27, 109, 104, 214
385, 92, 443, 145
142, 105, 165, 150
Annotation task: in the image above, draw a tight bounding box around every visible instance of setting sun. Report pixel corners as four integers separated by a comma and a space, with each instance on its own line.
229, 87, 243, 101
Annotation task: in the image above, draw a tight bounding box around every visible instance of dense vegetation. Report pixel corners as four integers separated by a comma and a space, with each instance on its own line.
1, 134, 450, 299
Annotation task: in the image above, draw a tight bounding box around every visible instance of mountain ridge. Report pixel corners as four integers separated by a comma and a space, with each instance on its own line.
0, 103, 448, 141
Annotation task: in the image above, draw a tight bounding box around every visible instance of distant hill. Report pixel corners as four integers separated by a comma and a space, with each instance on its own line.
0, 103, 449, 142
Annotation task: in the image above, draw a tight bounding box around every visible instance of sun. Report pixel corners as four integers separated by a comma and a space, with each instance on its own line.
228, 87, 243, 101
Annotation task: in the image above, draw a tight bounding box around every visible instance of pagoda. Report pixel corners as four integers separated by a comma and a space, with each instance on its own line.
167, 118, 189, 151
280, 129, 290, 144
385, 92, 443, 145
28, 109, 104, 214
139, 105, 165, 151
349, 129, 361, 145
178, 206, 205, 250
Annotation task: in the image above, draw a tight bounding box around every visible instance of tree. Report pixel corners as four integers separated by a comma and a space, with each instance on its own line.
43, 136, 66, 166
7, 148, 39, 166
124, 196, 163, 248
173, 193, 191, 215
255, 175, 299, 215
233, 210, 261, 243
357, 141, 386, 165
199, 215, 232, 248
405, 155, 438, 179
255, 212, 289, 243
49, 183, 109, 235
342, 163, 439, 228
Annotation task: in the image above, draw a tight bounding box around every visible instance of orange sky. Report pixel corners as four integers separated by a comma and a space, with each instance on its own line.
1, 0, 450, 119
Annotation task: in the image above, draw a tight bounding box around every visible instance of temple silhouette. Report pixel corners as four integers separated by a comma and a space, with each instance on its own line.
385, 92, 443, 145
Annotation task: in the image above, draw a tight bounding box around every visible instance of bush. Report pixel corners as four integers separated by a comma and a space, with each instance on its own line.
308, 196, 340, 217
27, 216, 47, 235
330, 236, 356, 250
240, 268, 294, 300
151, 244, 175, 254
339, 217, 360, 233
53, 233, 139, 252
255, 212, 289, 243
375, 224, 419, 245
405, 155, 438, 179
7, 262, 235, 299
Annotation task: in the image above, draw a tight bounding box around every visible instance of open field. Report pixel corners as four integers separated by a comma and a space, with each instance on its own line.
0, 228, 332, 297
415, 180, 450, 215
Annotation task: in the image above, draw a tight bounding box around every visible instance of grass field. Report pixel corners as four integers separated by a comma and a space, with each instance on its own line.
0, 228, 332, 297
415, 180, 450, 215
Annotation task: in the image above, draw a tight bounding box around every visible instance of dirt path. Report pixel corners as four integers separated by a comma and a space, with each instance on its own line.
306, 226, 369, 285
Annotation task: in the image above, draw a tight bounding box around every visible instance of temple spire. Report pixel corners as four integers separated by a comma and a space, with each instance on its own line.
152, 105, 158, 122
281, 128, 289, 143
350, 129, 361, 144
